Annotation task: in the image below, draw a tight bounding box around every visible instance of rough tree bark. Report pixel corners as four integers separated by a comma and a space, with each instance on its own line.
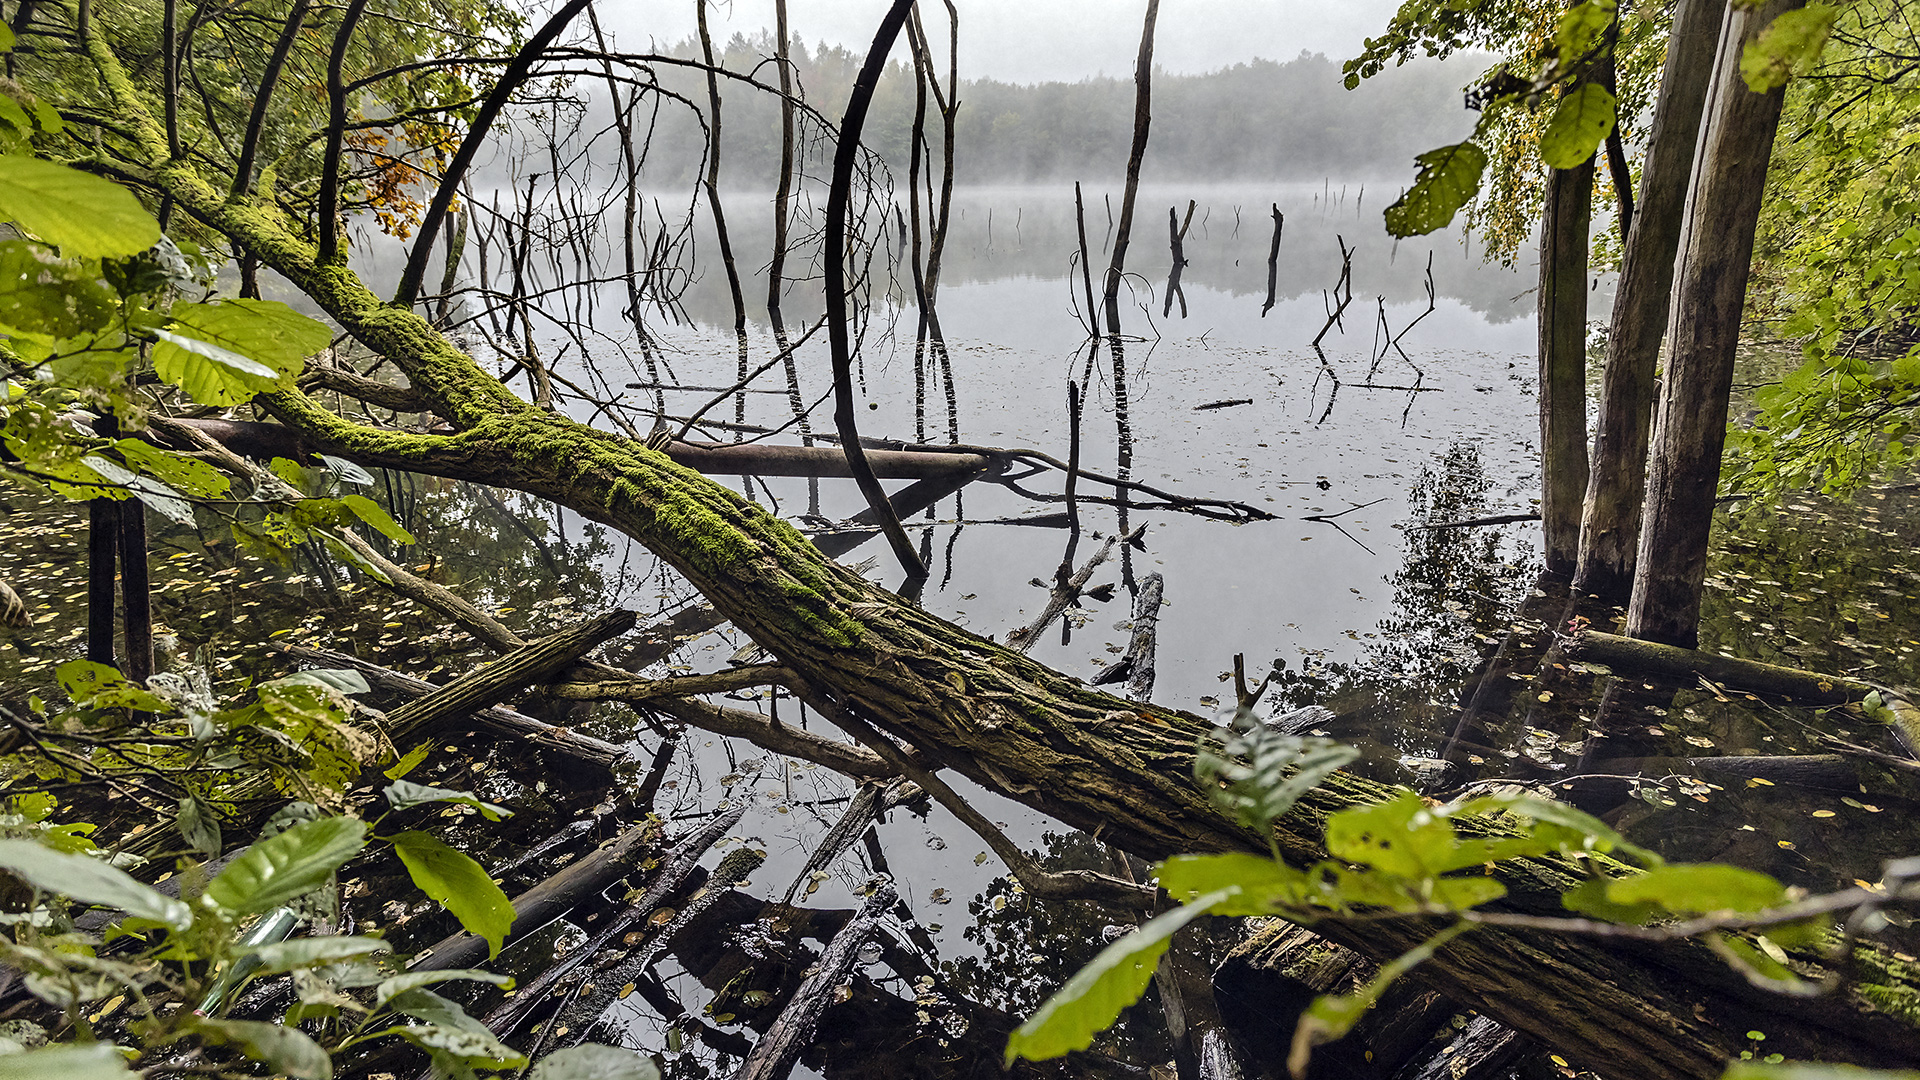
1627, 0, 1802, 647
1574, 0, 1728, 601
82, 18, 1920, 1080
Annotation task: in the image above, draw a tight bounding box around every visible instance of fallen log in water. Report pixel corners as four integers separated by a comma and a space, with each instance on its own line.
271, 642, 631, 769
1570, 631, 1920, 751
779, 778, 919, 904
474, 807, 747, 1035
731, 882, 897, 1080
410, 814, 666, 974
383, 610, 637, 739
1093, 571, 1162, 701
662, 438, 988, 479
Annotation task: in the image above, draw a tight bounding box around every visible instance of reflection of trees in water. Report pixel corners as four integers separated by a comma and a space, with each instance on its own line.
1267, 442, 1538, 760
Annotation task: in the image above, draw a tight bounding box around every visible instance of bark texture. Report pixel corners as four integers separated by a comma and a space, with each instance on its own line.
1537, 146, 1594, 578
1628, 0, 1802, 647
1575, 0, 1728, 600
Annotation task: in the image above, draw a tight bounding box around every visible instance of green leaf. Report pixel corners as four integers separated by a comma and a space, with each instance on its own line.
0, 240, 117, 340
1553, 0, 1617, 67
384, 742, 432, 780
1006, 889, 1233, 1064
150, 327, 281, 407
203, 816, 367, 917
1325, 790, 1459, 878
177, 795, 223, 857
1428, 875, 1507, 910
1539, 83, 1617, 170
247, 935, 391, 976
389, 831, 515, 959
375, 969, 513, 1008
1722, 1063, 1920, 1079
1447, 791, 1664, 866
0, 839, 191, 930
388, 1023, 526, 1072
266, 669, 371, 696
56, 659, 171, 713
79, 454, 194, 526
1384, 141, 1488, 237
1608, 864, 1788, 915
1561, 876, 1660, 924
1154, 853, 1310, 914
339, 494, 414, 544
322, 533, 392, 584
1741, 5, 1839, 92
151, 300, 328, 407
0, 156, 160, 258
527, 1045, 662, 1080
383, 780, 510, 821
114, 439, 231, 500
1290, 922, 1470, 1076
188, 1016, 332, 1080
1194, 725, 1358, 837
0, 1042, 134, 1080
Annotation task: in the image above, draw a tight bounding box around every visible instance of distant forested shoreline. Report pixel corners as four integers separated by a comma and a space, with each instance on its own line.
628, 34, 1485, 187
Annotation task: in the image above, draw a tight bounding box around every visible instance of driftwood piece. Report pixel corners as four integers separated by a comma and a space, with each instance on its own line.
383, 610, 637, 737
410, 816, 665, 975
478, 807, 747, 1035
731, 882, 898, 1080
664, 439, 987, 479
1006, 525, 1143, 652
1260, 203, 1283, 317
1093, 572, 1163, 701
1413, 511, 1542, 530
273, 642, 630, 768
1399, 1014, 1531, 1080
779, 778, 920, 904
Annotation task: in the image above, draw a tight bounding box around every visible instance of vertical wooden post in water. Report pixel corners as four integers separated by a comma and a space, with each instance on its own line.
117, 499, 152, 685
86, 500, 117, 667
1101, 0, 1160, 336
1627, 0, 1803, 647
1537, 125, 1595, 578
1574, 0, 1727, 601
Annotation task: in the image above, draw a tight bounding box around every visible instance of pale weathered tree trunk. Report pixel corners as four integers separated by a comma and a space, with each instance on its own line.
1627, 0, 1802, 646
1537, 151, 1593, 578
1574, 0, 1728, 601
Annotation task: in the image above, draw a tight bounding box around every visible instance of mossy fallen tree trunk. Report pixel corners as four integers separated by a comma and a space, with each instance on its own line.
85, 40, 1920, 1080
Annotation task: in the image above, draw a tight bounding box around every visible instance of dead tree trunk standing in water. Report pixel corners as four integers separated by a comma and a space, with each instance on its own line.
1260, 203, 1284, 317
1102, 0, 1159, 337
827, 0, 926, 583
694, 0, 752, 432
1574, 0, 1727, 601
1627, 0, 1803, 647
1537, 72, 1596, 578
1163, 199, 1195, 319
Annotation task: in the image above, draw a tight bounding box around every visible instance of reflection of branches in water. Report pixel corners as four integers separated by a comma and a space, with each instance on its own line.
1307, 347, 1342, 425
1367, 250, 1436, 383
1303, 496, 1389, 556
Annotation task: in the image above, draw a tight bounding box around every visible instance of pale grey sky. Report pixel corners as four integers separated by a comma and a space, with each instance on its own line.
600, 0, 1409, 85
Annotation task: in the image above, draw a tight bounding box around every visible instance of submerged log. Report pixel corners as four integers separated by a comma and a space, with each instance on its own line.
731, 882, 897, 1080
1568, 630, 1890, 705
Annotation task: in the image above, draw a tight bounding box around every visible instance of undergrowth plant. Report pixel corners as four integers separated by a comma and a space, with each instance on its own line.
1005, 707, 1920, 1079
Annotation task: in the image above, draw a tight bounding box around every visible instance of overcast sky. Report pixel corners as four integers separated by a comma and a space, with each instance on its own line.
599, 1, 1409, 85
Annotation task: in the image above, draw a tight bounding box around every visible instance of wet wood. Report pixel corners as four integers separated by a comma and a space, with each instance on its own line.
382, 609, 637, 738
779, 778, 920, 904
1399, 1014, 1531, 1080
1007, 525, 1142, 652
272, 642, 631, 768
644, 695, 894, 780
731, 882, 897, 1080
475, 807, 745, 1031
1261, 203, 1283, 317
1628, 0, 1803, 646
663, 439, 988, 480
409, 815, 667, 975
1094, 571, 1162, 701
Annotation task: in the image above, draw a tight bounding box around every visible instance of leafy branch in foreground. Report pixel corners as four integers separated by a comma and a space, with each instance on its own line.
1007, 718, 1920, 1077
